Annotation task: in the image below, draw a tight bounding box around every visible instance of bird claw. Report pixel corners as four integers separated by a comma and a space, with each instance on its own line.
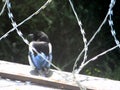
38, 68, 53, 77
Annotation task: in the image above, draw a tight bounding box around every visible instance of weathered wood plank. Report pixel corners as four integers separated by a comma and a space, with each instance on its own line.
0, 77, 60, 90
0, 60, 120, 90
0, 60, 79, 90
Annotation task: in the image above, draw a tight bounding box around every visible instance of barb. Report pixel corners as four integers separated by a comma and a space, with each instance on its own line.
0, 0, 7, 16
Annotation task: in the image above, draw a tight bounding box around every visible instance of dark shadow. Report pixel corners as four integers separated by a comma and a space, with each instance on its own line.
30, 69, 53, 77
30, 69, 39, 76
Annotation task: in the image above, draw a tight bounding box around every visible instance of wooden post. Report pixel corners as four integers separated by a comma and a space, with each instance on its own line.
0, 60, 120, 90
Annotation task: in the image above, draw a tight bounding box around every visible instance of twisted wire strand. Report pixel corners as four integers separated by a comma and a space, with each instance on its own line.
0, 0, 52, 41
79, 43, 119, 72
68, 0, 87, 89
68, 0, 88, 74
6, 0, 29, 45
74, 0, 116, 74
70, 0, 117, 89
108, 0, 120, 48
0, 0, 7, 16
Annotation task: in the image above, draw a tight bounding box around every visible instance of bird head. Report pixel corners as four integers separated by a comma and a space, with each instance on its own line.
29, 31, 49, 42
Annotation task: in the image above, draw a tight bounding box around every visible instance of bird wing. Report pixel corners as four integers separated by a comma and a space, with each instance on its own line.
28, 41, 52, 70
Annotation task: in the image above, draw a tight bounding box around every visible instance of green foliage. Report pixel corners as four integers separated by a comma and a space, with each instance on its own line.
0, 0, 120, 80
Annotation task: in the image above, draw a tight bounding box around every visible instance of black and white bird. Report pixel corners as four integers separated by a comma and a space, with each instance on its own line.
28, 31, 53, 77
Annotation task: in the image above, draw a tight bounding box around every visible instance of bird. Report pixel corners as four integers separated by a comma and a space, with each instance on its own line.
28, 31, 53, 77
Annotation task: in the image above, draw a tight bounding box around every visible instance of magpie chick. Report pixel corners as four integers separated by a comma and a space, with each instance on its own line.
28, 31, 53, 77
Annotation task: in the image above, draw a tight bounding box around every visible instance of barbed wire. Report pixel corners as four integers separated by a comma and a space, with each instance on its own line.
0, 0, 52, 41
108, 0, 120, 48
73, 0, 117, 74
76, 43, 119, 73
0, 0, 76, 84
1, 0, 84, 88
0, 0, 61, 71
0, 0, 7, 16
6, 0, 29, 45
70, 0, 117, 89
68, 0, 88, 89
68, 0, 88, 74
0, 0, 119, 89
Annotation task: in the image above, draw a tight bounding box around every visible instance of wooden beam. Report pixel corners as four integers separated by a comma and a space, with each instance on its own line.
0, 60, 120, 90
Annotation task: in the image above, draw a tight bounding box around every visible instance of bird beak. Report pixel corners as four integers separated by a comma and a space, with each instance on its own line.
28, 34, 33, 37
28, 34, 34, 37
28, 34, 34, 40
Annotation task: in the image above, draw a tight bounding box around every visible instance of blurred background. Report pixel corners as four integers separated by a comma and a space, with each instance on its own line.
0, 0, 120, 80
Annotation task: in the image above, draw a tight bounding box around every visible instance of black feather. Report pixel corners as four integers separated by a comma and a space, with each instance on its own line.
32, 42, 49, 56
